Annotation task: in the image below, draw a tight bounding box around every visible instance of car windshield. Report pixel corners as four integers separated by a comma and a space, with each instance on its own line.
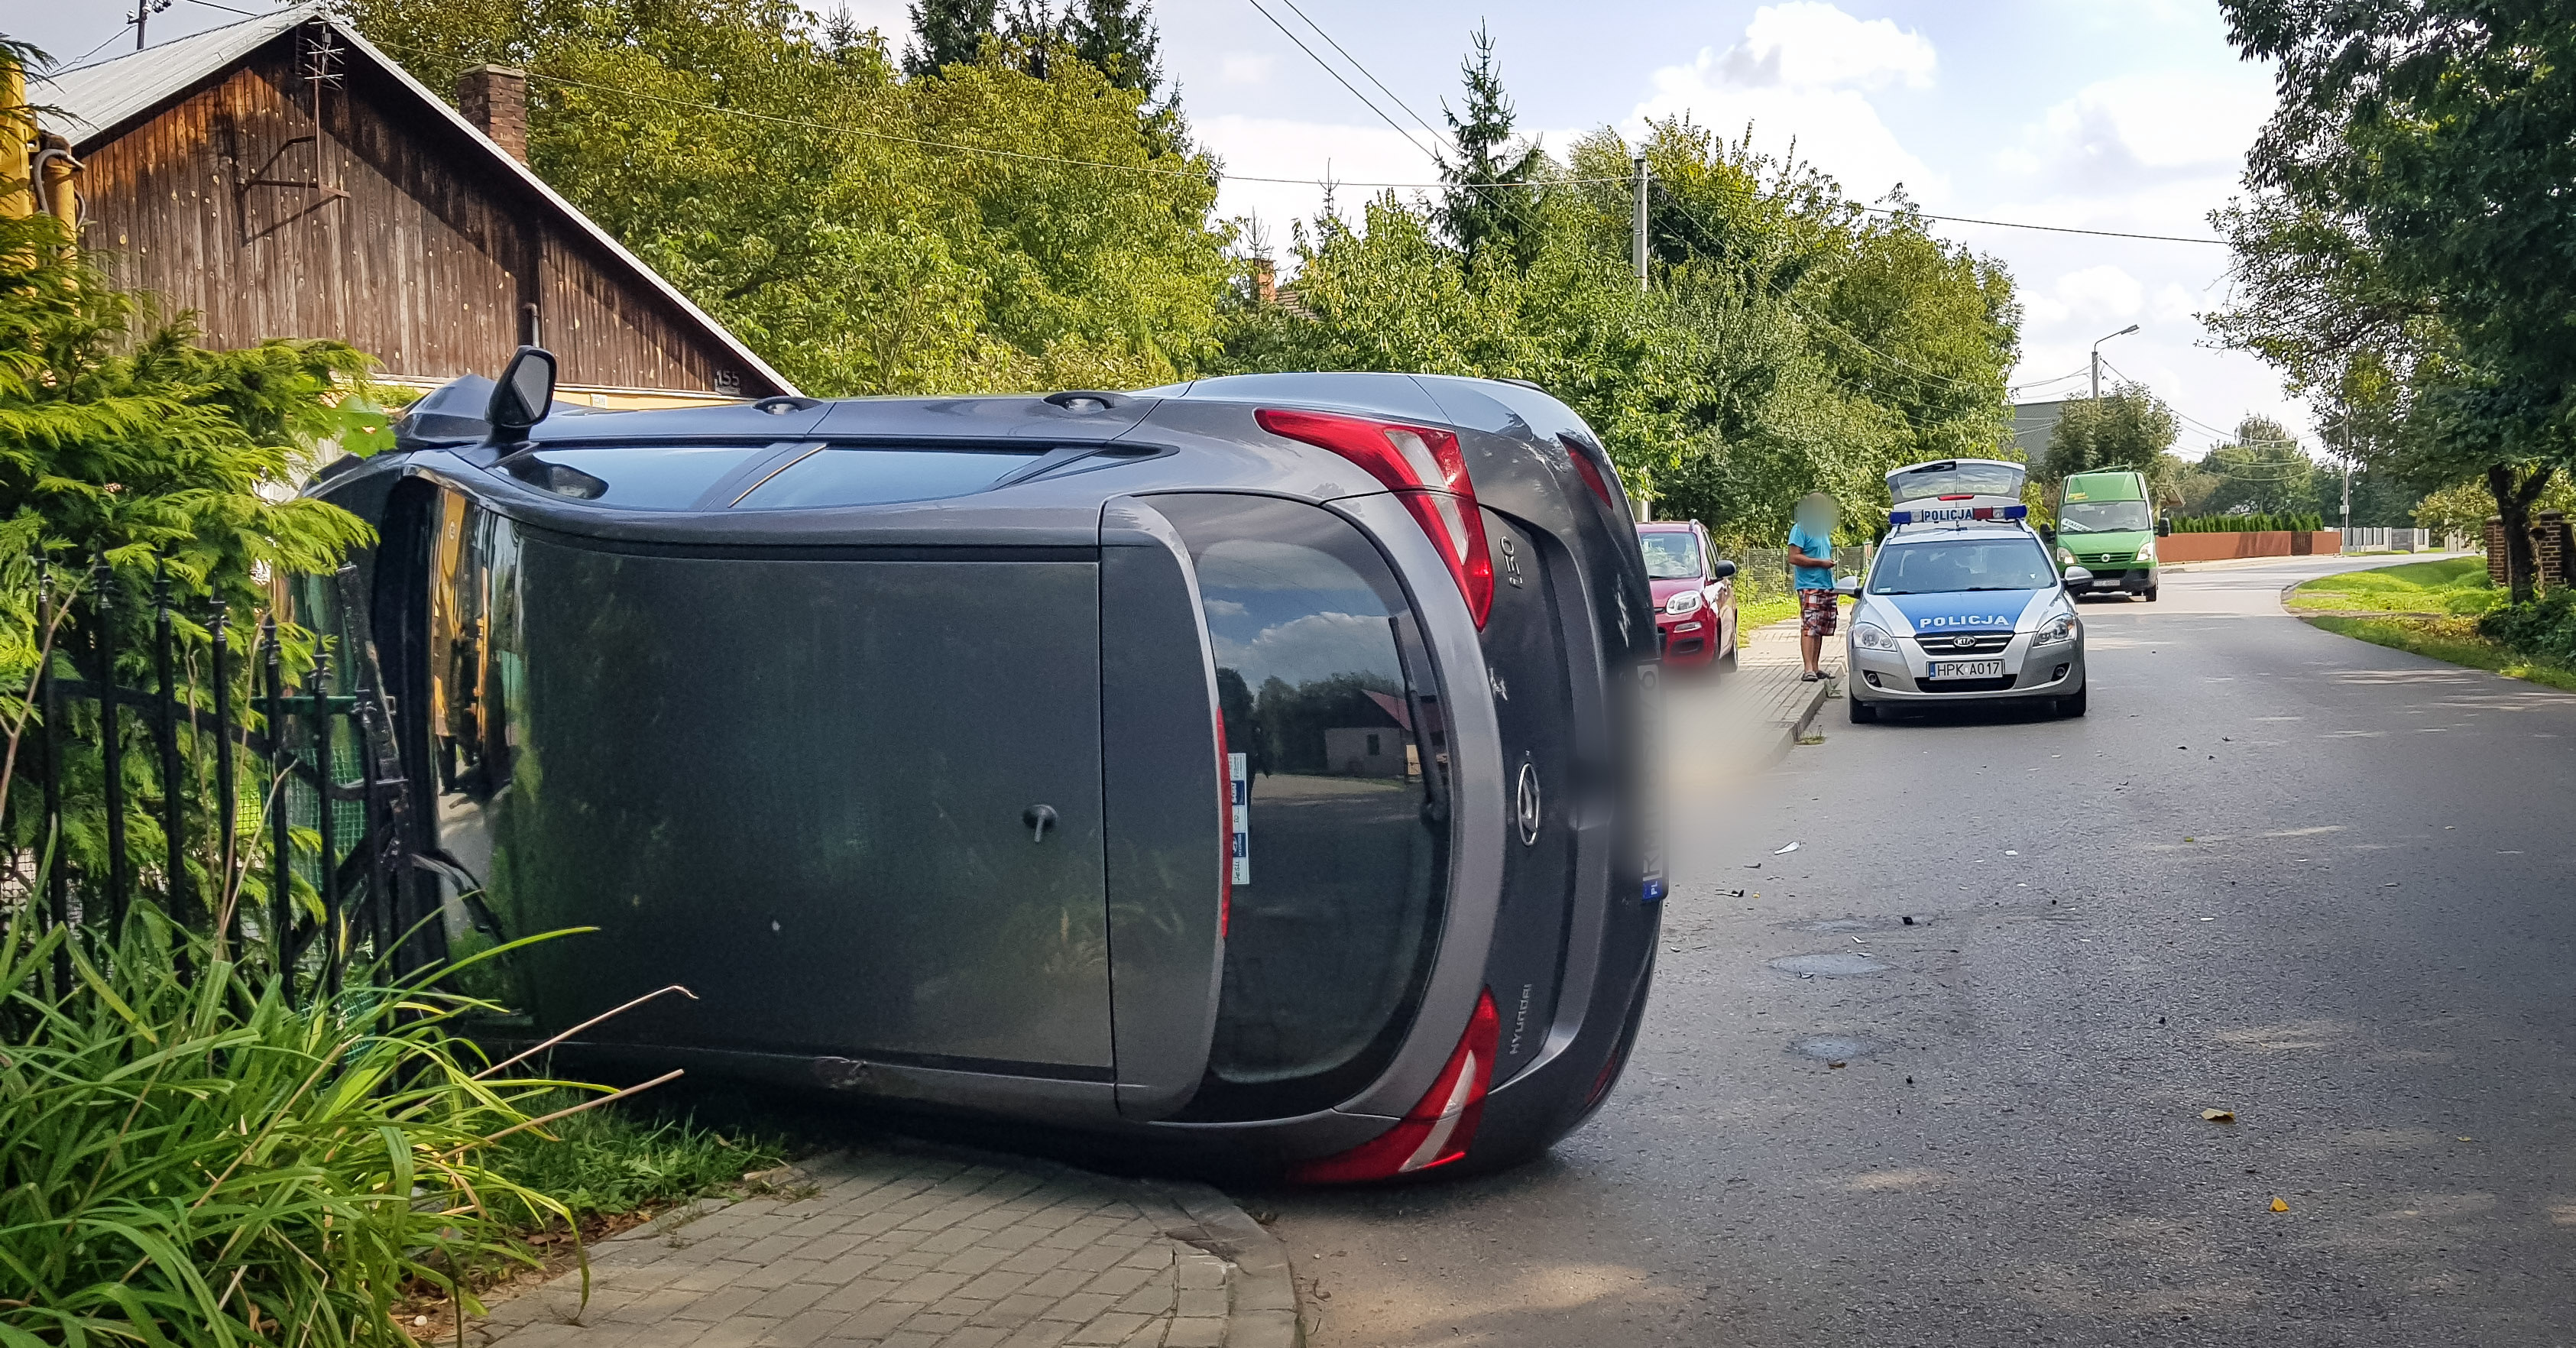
1640, 532, 1703, 580
2059, 500, 2153, 533
1871, 539, 2057, 595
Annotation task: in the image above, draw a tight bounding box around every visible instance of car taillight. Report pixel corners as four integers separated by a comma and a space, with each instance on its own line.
1256, 408, 1493, 627
1561, 436, 1620, 512
1286, 989, 1500, 1184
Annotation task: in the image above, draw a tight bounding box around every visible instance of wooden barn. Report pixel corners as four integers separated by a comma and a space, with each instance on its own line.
33, 5, 793, 407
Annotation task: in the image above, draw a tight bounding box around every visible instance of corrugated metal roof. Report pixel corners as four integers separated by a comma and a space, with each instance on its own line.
37, 5, 317, 147
29, 3, 798, 398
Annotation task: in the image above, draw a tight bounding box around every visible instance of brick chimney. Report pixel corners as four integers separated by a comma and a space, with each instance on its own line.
1250, 257, 1277, 305
456, 65, 529, 163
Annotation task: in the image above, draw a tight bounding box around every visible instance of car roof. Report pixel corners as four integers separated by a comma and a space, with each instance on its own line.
1635, 521, 1696, 533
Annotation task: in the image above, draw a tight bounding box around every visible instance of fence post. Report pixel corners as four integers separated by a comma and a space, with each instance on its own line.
209, 601, 239, 952
92, 557, 127, 936
151, 565, 189, 924
37, 561, 67, 995
312, 647, 339, 997
263, 614, 292, 997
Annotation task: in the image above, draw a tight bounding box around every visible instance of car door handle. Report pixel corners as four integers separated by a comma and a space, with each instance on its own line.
1022, 804, 1058, 842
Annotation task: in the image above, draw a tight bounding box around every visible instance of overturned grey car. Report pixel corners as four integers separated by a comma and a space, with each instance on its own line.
307, 352, 1665, 1180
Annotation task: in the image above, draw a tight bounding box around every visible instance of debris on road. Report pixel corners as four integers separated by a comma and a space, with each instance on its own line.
1775, 841, 1802, 854
2202, 1109, 2236, 1123
2270, 1197, 2291, 1212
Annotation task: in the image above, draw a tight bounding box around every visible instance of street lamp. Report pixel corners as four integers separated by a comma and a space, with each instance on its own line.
2091, 324, 2140, 400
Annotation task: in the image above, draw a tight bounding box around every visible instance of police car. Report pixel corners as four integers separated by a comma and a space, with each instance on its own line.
1839, 459, 2092, 723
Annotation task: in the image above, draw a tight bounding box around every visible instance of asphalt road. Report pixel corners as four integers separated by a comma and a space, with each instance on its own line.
1256, 554, 2576, 1346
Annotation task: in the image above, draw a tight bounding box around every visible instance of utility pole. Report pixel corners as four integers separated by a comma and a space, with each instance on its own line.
2090, 323, 2140, 400
1632, 155, 1650, 294
2341, 414, 2354, 554
133, 0, 173, 51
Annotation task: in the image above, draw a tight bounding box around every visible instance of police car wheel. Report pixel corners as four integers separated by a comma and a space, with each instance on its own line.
2056, 684, 2088, 718
1849, 695, 1880, 724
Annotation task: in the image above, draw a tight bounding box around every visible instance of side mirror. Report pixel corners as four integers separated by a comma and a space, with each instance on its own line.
1832, 576, 1861, 598
2062, 565, 2095, 586
1709, 559, 1738, 580
2156, 515, 2173, 537
486, 346, 559, 436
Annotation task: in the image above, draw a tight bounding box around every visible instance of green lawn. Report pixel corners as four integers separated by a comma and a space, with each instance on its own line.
2286, 556, 2501, 615
2292, 559, 2576, 692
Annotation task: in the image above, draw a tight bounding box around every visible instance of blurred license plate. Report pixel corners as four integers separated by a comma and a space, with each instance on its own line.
1929, 660, 2005, 679
2092, 578, 2120, 587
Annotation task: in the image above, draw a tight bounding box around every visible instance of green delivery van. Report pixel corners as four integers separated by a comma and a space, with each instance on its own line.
2051, 470, 2169, 601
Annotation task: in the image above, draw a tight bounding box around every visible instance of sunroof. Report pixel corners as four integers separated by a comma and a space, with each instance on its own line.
731, 446, 1045, 509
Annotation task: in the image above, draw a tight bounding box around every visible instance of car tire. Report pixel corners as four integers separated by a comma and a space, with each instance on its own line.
1849, 695, 1879, 724
2057, 684, 2088, 718
2144, 585, 2160, 602
1722, 609, 1741, 663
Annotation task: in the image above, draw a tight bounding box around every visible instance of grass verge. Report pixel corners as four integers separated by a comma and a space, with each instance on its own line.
2302, 614, 2576, 693
1736, 594, 1801, 640
2286, 557, 2499, 615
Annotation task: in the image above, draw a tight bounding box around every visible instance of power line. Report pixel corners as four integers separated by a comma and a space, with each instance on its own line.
1236, 0, 1443, 171
1887, 212, 2222, 245
1277, 0, 1446, 148
345, 30, 2237, 246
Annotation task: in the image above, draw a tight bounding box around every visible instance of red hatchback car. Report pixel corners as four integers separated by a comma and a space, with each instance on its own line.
1638, 520, 1738, 670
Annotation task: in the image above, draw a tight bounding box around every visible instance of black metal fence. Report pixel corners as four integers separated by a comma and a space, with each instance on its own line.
14, 558, 417, 998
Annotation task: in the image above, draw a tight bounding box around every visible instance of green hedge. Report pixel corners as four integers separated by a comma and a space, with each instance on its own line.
2478, 589, 2576, 663
2170, 512, 2327, 533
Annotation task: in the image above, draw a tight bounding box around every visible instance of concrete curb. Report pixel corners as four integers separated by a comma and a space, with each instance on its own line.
1787, 676, 1834, 745
1145, 1181, 1302, 1348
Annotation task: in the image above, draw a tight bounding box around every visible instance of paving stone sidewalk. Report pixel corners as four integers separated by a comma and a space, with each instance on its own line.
473, 1145, 1298, 1348
1667, 615, 1844, 789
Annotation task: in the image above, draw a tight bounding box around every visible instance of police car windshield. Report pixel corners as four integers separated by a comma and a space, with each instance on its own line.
1640, 532, 1702, 580
1871, 539, 2056, 595
2059, 500, 2153, 533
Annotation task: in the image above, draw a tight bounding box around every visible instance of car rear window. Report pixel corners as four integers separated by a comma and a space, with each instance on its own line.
1150, 493, 1450, 1121
1888, 460, 2026, 503
732, 446, 1045, 509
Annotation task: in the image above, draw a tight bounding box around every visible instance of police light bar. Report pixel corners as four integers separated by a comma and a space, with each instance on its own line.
1889, 503, 2029, 525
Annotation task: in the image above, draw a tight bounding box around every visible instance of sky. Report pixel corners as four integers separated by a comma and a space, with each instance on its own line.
11, 0, 2303, 458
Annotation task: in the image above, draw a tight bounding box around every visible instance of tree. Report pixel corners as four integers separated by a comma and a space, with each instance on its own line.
2182, 416, 2324, 517
905, 0, 996, 76
1436, 24, 1547, 269
2213, 0, 2576, 599
2036, 387, 2176, 487
1064, 0, 1161, 97
342, 0, 1229, 396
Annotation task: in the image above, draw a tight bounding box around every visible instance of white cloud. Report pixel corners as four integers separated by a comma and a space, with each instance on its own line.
1996, 69, 2273, 199
1713, 2, 1936, 90
1220, 53, 1277, 86
1211, 612, 1395, 689
1625, 4, 1944, 203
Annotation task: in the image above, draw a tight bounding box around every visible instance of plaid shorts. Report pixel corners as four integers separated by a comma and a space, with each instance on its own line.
1799, 588, 1839, 637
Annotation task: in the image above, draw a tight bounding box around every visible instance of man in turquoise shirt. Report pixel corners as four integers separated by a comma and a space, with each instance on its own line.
1787, 492, 1839, 681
